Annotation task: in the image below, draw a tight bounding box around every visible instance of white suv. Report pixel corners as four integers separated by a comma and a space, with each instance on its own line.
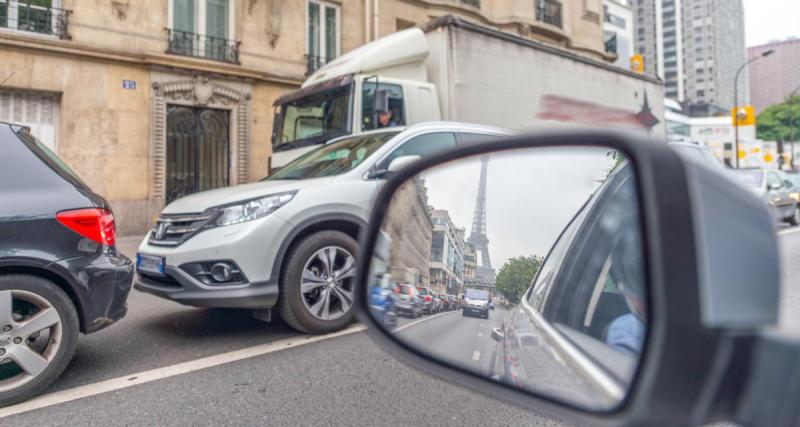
135, 122, 512, 334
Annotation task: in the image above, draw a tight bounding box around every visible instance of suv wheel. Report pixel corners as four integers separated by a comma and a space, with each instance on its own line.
0, 275, 79, 407
278, 231, 358, 334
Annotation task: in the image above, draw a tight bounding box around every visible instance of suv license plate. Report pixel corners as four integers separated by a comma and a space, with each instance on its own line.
137, 253, 165, 275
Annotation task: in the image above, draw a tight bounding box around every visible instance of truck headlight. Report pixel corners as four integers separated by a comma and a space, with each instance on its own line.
209, 192, 296, 227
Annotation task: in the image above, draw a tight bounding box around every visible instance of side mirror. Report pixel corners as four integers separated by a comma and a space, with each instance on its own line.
374, 89, 389, 114
356, 131, 782, 426
769, 182, 783, 191
387, 155, 421, 173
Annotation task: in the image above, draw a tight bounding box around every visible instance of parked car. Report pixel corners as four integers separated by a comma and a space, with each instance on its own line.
779, 171, 800, 204
438, 293, 451, 311
394, 284, 423, 318
0, 123, 133, 407
462, 289, 491, 318
416, 286, 437, 315
448, 295, 459, 310
734, 169, 799, 225
134, 122, 512, 334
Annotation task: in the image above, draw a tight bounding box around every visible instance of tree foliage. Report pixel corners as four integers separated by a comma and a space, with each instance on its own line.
757, 96, 800, 142
495, 255, 543, 304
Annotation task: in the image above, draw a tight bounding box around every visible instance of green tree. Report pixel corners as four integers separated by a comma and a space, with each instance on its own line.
495, 255, 543, 304
757, 96, 800, 142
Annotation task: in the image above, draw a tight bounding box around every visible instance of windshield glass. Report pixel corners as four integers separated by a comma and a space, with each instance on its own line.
267, 131, 399, 180
465, 289, 489, 300
275, 83, 353, 150
735, 170, 764, 188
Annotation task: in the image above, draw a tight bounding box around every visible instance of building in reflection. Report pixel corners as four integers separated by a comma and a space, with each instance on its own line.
429, 210, 465, 295
384, 178, 434, 286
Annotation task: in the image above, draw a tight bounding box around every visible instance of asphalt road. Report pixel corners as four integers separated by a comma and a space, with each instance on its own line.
4, 228, 800, 426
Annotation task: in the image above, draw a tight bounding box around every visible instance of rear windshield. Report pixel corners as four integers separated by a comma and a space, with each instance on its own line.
14, 127, 88, 188
735, 170, 763, 188
416, 287, 430, 295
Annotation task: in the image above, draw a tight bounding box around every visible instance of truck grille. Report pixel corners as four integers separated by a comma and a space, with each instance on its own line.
148, 212, 217, 246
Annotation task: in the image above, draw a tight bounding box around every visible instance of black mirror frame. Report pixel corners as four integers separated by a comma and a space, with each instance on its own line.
355, 130, 740, 426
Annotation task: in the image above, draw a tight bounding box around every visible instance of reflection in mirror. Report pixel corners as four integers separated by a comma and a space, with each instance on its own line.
367, 146, 646, 411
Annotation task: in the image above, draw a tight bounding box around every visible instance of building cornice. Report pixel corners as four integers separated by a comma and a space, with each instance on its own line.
0, 33, 303, 87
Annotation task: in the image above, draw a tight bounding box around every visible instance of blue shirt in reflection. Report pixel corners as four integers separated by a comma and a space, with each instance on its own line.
605, 313, 645, 355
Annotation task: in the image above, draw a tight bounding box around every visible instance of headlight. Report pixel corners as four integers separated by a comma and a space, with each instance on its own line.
210, 192, 295, 227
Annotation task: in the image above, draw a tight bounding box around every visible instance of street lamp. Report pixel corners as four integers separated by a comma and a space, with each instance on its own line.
734, 49, 775, 168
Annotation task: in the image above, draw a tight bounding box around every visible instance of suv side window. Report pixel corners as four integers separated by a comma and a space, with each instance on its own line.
377, 132, 457, 171
362, 82, 405, 131
767, 172, 783, 190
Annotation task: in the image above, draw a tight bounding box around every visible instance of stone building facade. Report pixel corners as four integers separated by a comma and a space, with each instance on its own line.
0, 0, 611, 235
382, 178, 433, 286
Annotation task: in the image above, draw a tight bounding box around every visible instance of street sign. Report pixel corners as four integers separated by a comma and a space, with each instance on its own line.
731, 105, 755, 127
630, 54, 644, 74
122, 79, 136, 90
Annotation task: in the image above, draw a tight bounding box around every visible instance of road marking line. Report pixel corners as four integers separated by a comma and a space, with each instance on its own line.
478, 333, 483, 337
778, 227, 800, 235
472, 350, 481, 361
393, 311, 455, 333
0, 324, 366, 418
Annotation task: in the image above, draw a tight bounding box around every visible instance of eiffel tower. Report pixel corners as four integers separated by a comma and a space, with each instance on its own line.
467, 156, 496, 286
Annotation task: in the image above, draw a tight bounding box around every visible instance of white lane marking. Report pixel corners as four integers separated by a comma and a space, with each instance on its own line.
393, 311, 455, 333
778, 227, 800, 235
477, 333, 483, 337
472, 350, 481, 361
0, 324, 366, 418
479, 323, 484, 328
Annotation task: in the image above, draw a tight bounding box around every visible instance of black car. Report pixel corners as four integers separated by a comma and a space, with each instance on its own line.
0, 123, 133, 407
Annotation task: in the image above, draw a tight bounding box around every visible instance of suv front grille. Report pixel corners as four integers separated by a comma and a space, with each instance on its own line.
148, 212, 217, 246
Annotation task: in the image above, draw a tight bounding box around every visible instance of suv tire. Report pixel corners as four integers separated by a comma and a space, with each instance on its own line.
0, 275, 79, 408
278, 231, 358, 334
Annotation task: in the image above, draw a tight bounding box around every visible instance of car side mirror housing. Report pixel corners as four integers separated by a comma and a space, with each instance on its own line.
769, 183, 782, 191
387, 155, 421, 173
355, 130, 783, 426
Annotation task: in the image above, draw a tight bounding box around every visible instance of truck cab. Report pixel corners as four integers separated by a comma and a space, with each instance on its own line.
271, 28, 439, 169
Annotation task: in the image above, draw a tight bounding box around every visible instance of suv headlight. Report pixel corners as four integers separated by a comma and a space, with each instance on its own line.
209, 192, 296, 227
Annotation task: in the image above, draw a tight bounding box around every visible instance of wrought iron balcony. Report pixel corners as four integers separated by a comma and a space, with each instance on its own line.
460, 0, 481, 7
536, 0, 563, 28
605, 33, 618, 54
0, 1, 71, 39
306, 54, 331, 76
166, 29, 240, 64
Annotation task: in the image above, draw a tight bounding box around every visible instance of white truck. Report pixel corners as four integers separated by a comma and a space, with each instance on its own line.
270, 15, 665, 169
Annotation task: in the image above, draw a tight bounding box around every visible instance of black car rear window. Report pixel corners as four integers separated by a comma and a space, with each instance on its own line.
14, 127, 88, 189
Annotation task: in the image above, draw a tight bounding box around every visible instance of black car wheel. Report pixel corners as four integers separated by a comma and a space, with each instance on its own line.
278, 231, 358, 334
0, 275, 79, 408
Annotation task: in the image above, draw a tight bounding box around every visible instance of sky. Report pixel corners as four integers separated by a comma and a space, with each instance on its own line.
743, 0, 800, 47
418, 147, 620, 271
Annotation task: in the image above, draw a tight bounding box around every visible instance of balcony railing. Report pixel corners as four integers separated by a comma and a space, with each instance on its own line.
0, 1, 71, 39
306, 54, 331, 76
605, 33, 618, 54
460, 0, 481, 7
166, 29, 240, 64
536, 0, 563, 28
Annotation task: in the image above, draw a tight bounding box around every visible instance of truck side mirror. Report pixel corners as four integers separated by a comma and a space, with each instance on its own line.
374, 89, 389, 114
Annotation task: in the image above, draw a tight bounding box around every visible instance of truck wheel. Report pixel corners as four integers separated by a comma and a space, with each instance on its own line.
278, 231, 358, 334
0, 275, 79, 408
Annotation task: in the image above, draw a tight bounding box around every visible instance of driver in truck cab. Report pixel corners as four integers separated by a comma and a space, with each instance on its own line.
378, 108, 403, 128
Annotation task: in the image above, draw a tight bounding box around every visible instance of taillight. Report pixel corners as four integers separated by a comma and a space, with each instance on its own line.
425, 295, 432, 302
56, 208, 116, 247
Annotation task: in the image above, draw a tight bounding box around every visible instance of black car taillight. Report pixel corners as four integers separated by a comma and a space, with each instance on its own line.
56, 208, 116, 247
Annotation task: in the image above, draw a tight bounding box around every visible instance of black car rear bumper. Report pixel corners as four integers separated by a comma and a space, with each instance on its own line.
49, 250, 134, 334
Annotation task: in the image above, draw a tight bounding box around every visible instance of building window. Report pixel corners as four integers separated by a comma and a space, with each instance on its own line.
167, 0, 239, 63
696, 90, 705, 97
536, 0, 562, 28
307, 0, 340, 75
0, 0, 70, 38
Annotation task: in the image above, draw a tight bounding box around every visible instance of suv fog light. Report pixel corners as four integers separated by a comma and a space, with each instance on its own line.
210, 263, 233, 282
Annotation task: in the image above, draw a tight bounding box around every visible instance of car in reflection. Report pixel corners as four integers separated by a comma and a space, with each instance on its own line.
462, 289, 491, 318
489, 161, 645, 410
733, 169, 798, 225
394, 284, 423, 318
416, 286, 438, 314
439, 293, 452, 311
448, 295, 459, 310
779, 171, 800, 205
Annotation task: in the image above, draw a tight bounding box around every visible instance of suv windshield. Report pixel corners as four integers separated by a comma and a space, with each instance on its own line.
275, 83, 353, 151
465, 289, 489, 300
266, 131, 399, 180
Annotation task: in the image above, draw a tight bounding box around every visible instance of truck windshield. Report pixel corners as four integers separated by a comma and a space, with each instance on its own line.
266, 131, 399, 180
275, 83, 353, 151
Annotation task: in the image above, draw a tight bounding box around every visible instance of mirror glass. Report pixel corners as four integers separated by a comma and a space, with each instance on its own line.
367, 146, 646, 411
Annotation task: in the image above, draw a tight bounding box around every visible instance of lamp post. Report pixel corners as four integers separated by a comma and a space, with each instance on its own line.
734, 49, 775, 168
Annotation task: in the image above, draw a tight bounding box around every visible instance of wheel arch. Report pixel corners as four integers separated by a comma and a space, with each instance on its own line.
271, 213, 367, 285
0, 262, 87, 333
